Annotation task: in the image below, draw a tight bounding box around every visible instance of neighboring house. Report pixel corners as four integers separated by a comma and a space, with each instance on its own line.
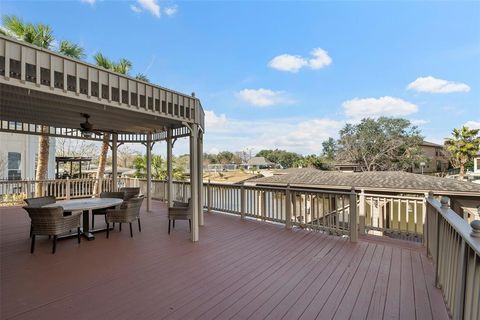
247, 157, 280, 170
0, 132, 55, 180
474, 151, 480, 173
413, 141, 450, 174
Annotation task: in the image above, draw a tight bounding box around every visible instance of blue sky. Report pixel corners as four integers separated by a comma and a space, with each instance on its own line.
1, 0, 479, 155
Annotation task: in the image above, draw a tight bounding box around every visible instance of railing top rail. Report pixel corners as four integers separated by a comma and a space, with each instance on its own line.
427, 197, 480, 255
362, 193, 425, 201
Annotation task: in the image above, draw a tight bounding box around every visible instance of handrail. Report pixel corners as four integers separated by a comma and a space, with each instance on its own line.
426, 196, 480, 320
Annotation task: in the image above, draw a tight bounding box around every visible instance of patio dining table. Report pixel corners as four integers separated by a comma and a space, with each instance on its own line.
43, 198, 123, 240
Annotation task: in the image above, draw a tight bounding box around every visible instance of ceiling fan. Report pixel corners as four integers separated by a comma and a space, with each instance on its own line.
79, 114, 120, 138
79, 113, 99, 138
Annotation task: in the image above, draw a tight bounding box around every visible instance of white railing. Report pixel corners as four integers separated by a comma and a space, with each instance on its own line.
0, 178, 113, 205
203, 182, 357, 239
425, 195, 480, 320
358, 191, 426, 241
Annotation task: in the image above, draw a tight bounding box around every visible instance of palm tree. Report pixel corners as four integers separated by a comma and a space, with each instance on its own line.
445, 126, 480, 178
2, 16, 55, 195
1, 15, 85, 195
92, 53, 135, 192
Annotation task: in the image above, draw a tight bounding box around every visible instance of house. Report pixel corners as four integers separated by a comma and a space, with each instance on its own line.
247, 157, 279, 170
413, 141, 450, 174
0, 132, 55, 180
474, 151, 480, 173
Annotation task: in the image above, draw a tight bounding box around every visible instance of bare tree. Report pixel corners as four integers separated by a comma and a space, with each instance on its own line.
93, 134, 110, 195
55, 138, 99, 157
117, 144, 140, 168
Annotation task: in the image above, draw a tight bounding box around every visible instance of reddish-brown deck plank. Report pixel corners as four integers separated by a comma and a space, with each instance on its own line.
400, 249, 416, 320
0, 202, 449, 320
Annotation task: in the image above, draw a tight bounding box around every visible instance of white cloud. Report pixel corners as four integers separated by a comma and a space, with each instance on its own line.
308, 48, 333, 70
237, 88, 292, 107
465, 121, 480, 130
407, 76, 470, 93
80, 0, 96, 4
269, 47, 332, 72
203, 116, 343, 154
130, 5, 142, 13
269, 54, 308, 73
164, 5, 178, 16
342, 96, 418, 120
205, 110, 227, 128
137, 0, 161, 17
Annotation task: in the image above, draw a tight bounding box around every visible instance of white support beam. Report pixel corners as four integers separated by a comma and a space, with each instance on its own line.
146, 132, 152, 212
189, 124, 199, 242
111, 133, 118, 191
167, 128, 173, 207
198, 130, 204, 226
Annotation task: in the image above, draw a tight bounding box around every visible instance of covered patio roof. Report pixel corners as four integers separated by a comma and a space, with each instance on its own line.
0, 34, 205, 241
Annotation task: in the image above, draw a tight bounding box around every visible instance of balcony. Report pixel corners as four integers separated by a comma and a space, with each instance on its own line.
1, 200, 451, 320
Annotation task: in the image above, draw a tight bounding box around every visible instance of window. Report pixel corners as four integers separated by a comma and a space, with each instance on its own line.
8, 152, 21, 180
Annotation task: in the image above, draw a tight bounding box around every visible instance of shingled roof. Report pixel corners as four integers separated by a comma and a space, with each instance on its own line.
250, 169, 480, 196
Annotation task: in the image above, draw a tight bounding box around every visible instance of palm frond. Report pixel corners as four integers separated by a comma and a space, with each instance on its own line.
1, 15, 27, 39
58, 40, 85, 59
113, 58, 132, 75
135, 73, 150, 82
93, 52, 113, 70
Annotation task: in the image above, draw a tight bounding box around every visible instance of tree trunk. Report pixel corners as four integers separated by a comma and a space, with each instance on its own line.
93, 133, 110, 196
459, 162, 465, 178
35, 127, 50, 197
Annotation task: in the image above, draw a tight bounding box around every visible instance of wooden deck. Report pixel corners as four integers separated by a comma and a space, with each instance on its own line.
1, 201, 449, 320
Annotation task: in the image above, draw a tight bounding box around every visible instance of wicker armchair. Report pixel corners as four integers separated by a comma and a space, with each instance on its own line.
23, 206, 81, 254
106, 196, 144, 238
91, 191, 125, 228
119, 187, 140, 201
168, 199, 192, 234
24, 196, 56, 237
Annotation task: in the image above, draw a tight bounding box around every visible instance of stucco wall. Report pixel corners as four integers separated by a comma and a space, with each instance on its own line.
0, 133, 55, 179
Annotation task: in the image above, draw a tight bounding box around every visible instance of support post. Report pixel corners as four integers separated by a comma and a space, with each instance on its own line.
358, 189, 365, 235
167, 128, 173, 207
189, 124, 199, 242
286, 184, 292, 229
198, 130, 204, 226
146, 132, 152, 212
240, 184, 246, 220
349, 188, 358, 242
111, 133, 118, 191
207, 179, 211, 212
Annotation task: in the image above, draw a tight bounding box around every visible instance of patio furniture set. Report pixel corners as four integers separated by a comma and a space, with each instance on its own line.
24, 187, 143, 254
23, 187, 193, 254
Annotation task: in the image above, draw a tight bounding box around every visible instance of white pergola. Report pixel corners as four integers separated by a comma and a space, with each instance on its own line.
0, 35, 205, 241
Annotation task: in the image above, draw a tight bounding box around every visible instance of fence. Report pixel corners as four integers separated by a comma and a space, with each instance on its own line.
425, 195, 480, 320
0, 178, 113, 205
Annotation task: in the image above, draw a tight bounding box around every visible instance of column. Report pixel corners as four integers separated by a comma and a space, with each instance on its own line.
167, 128, 173, 207
197, 130, 204, 226
146, 132, 152, 212
111, 133, 118, 191
189, 124, 199, 242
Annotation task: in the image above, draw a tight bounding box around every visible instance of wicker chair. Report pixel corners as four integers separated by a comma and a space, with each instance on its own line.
23, 206, 81, 254
106, 196, 144, 238
168, 199, 192, 234
91, 191, 125, 229
119, 187, 140, 201
24, 196, 56, 237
